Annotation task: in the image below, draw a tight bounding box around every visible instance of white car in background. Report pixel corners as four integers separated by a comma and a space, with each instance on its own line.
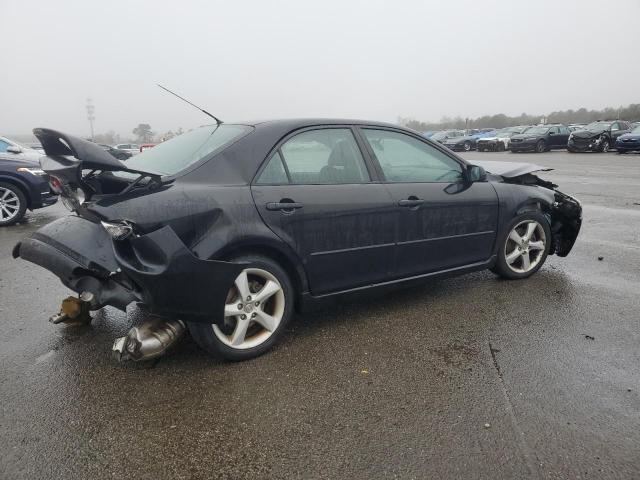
0, 136, 43, 162
476, 127, 530, 152
114, 143, 140, 156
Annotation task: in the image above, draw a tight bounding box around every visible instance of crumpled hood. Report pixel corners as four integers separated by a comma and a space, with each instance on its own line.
572, 129, 603, 138
471, 160, 552, 178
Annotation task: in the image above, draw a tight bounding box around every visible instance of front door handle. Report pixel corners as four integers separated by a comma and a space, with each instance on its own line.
398, 198, 424, 207
266, 201, 304, 212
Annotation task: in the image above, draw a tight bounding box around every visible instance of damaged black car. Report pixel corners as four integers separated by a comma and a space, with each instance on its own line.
14, 120, 582, 362
567, 120, 631, 153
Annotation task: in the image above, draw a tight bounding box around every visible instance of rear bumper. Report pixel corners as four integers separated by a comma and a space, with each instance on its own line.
13, 216, 243, 323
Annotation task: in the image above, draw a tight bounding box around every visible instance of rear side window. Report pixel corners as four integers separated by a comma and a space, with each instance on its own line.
362, 129, 463, 183
256, 151, 289, 184
271, 128, 370, 184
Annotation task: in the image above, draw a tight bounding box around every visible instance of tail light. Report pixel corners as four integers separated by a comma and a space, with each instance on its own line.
49, 175, 63, 193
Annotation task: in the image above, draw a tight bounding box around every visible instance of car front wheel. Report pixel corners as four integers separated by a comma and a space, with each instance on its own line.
536, 140, 546, 153
0, 182, 27, 226
491, 212, 551, 280
463, 141, 472, 151
600, 138, 610, 153
188, 254, 294, 361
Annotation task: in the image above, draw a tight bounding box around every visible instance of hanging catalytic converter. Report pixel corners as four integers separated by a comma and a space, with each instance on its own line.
112, 317, 185, 362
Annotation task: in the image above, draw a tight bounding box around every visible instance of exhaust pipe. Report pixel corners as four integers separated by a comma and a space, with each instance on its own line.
112, 317, 185, 362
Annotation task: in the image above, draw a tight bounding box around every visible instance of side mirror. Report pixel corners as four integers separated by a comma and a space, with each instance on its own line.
6, 145, 22, 154
467, 165, 486, 182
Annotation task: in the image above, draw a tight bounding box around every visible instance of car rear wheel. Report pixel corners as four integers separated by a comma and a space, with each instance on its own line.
491, 212, 551, 280
188, 254, 294, 361
536, 140, 546, 153
0, 182, 27, 226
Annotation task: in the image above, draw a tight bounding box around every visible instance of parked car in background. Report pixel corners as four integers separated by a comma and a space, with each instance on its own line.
477, 130, 519, 151
139, 143, 156, 152
14, 120, 582, 361
614, 124, 640, 154
431, 130, 465, 144
98, 144, 132, 160
510, 125, 570, 153
0, 136, 43, 161
0, 142, 57, 226
114, 143, 140, 156
567, 121, 631, 153
443, 129, 497, 152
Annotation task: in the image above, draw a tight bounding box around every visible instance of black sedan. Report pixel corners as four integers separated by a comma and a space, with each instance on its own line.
510, 125, 570, 153
14, 120, 582, 362
568, 120, 631, 153
0, 149, 57, 226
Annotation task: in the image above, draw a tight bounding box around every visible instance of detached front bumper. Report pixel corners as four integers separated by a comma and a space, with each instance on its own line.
13, 216, 243, 323
510, 141, 536, 152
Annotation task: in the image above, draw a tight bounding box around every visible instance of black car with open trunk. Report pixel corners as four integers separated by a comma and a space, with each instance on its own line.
14, 119, 582, 361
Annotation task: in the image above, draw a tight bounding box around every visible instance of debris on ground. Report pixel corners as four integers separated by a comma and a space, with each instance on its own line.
584, 335, 595, 340
484, 423, 491, 429
598, 256, 604, 261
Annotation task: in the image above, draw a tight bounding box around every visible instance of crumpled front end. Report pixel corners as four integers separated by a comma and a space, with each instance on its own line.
549, 190, 582, 257
13, 215, 243, 323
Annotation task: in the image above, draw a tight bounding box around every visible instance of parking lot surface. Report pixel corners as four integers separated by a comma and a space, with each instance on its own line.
1, 151, 639, 479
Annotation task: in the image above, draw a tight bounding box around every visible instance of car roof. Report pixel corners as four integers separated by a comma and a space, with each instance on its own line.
231, 118, 400, 130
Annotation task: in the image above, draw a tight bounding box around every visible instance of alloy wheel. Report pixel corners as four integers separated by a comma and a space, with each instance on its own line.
504, 220, 546, 274
601, 139, 610, 152
212, 267, 285, 349
0, 187, 21, 223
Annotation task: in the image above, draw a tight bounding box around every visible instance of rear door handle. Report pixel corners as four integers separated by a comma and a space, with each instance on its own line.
266, 201, 304, 211
398, 198, 424, 207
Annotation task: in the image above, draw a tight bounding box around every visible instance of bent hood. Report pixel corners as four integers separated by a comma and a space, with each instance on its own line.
471, 160, 552, 178
571, 129, 603, 138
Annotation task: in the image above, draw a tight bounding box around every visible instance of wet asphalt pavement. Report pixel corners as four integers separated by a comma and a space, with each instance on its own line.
1, 151, 639, 479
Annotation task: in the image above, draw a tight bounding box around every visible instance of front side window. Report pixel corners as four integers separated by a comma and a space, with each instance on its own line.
362, 129, 463, 183
125, 124, 252, 176
0, 140, 9, 152
274, 128, 369, 184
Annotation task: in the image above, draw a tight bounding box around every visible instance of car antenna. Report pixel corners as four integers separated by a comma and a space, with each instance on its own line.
156, 84, 223, 126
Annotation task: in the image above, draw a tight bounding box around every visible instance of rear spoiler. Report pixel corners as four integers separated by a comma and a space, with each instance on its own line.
33, 128, 162, 178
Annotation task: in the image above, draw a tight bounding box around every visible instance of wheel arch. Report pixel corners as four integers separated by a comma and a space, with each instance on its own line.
0, 176, 32, 209
215, 238, 309, 310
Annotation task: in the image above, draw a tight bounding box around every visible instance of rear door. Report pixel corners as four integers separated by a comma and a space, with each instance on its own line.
251, 126, 397, 295
357, 127, 499, 279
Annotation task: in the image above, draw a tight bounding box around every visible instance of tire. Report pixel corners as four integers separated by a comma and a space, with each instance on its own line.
491, 211, 551, 280
0, 182, 27, 226
535, 140, 546, 153
187, 254, 295, 361
600, 138, 610, 153
463, 141, 472, 152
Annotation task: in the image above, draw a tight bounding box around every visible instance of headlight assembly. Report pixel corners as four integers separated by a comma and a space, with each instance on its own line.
17, 167, 47, 176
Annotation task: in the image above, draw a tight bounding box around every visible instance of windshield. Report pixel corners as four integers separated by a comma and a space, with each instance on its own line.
494, 130, 515, 137
125, 124, 253, 176
524, 127, 549, 135
585, 122, 611, 131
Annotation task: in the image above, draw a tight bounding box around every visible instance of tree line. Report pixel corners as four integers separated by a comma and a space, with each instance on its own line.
399, 103, 640, 132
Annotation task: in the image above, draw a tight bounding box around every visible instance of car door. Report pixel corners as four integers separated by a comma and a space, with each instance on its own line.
557, 126, 570, 147
251, 126, 397, 295
610, 122, 627, 142
547, 126, 561, 148
357, 127, 499, 279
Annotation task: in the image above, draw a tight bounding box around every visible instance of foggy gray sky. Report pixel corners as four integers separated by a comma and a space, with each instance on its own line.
1, 0, 639, 137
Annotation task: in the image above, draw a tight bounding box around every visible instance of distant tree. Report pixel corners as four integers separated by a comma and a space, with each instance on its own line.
94, 130, 119, 145
133, 123, 155, 143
